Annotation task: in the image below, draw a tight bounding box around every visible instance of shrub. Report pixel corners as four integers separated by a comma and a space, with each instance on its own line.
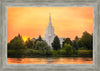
72, 47, 78, 55
36, 41, 51, 55
26, 49, 33, 55
50, 50, 58, 56
32, 50, 39, 55
78, 47, 88, 50
63, 43, 73, 56
78, 50, 93, 57
8, 50, 23, 58
58, 50, 66, 55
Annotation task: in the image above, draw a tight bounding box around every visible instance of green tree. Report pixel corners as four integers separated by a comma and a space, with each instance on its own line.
72, 36, 79, 50
63, 43, 73, 56
75, 36, 79, 41
38, 35, 42, 41
34, 35, 43, 49
77, 39, 83, 48
62, 38, 72, 48
36, 41, 51, 55
7, 34, 25, 50
72, 40, 78, 50
25, 38, 35, 49
52, 36, 61, 50
72, 47, 78, 55
79, 31, 93, 50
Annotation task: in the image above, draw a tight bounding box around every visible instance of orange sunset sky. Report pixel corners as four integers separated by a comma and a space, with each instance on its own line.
7, 7, 93, 43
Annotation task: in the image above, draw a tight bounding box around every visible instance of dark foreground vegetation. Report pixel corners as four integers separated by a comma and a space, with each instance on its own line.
7, 31, 93, 58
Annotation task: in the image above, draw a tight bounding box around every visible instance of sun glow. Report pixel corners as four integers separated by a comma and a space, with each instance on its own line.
7, 7, 93, 43
22, 36, 28, 42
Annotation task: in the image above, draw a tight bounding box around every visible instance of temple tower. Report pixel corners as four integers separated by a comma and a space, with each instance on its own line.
44, 13, 55, 49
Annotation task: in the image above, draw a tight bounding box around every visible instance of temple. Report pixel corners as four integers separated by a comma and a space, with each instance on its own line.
33, 13, 64, 49
44, 13, 63, 49
44, 14, 55, 49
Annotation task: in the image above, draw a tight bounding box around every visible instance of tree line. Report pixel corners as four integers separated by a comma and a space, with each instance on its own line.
7, 31, 93, 58
52, 31, 92, 50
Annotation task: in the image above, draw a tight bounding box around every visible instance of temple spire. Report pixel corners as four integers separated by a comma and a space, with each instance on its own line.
49, 12, 52, 25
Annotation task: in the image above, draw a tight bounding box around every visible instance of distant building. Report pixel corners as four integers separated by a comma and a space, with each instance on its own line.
32, 14, 64, 49
43, 14, 64, 49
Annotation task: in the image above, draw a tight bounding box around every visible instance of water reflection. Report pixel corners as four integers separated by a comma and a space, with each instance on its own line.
7, 57, 93, 64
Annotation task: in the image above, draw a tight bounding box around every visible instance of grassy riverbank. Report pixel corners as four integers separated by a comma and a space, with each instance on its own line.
8, 48, 92, 58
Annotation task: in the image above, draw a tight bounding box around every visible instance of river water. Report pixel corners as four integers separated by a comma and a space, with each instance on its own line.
7, 57, 93, 64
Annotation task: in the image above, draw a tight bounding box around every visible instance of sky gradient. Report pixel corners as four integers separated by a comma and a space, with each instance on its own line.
7, 7, 93, 43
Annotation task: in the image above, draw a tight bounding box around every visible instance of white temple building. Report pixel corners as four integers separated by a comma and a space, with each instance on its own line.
33, 14, 64, 49
43, 14, 64, 49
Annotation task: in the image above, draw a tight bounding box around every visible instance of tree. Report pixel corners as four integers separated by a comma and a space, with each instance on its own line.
72, 36, 79, 50
38, 35, 42, 41
75, 36, 79, 41
72, 40, 79, 50
7, 34, 25, 50
78, 31, 93, 50
25, 38, 35, 49
63, 43, 73, 56
91, 34, 93, 49
34, 35, 43, 49
72, 47, 78, 55
52, 36, 61, 50
36, 41, 51, 55
77, 39, 83, 48
62, 38, 72, 48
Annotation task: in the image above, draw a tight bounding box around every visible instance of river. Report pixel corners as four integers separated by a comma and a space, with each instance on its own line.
7, 57, 93, 64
